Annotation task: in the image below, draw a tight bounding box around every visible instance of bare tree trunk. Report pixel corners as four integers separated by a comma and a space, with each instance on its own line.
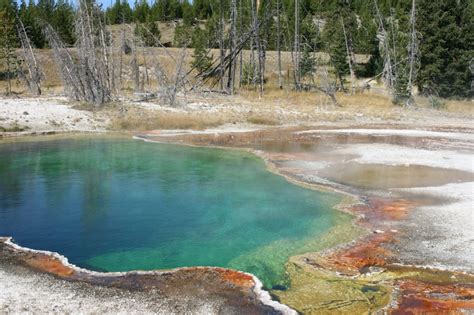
17, 16, 42, 95
407, 0, 418, 106
238, 0, 243, 87
6, 55, 11, 95
227, 0, 238, 94
250, 0, 256, 87
251, 0, 264, 96
293, 0, 300, 90
109, 29, 116, 93
219, 0, 225, 91
169, 47, 187, 107
320, 65, 339, 106
132, 24, 140, 92
373, 0, 394, 92
276, 0, 282, 89
389, 7, 398, 84
44, 0, 112, 105
142, 45, 149, 87
341, 17, 356, 94
119, 25, 125, 87
99, 17, 111, 92
105, 9, 116, 94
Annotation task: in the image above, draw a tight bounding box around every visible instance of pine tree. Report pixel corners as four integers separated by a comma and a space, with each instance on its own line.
299, 46, 316, 81
193, 0, 212, 19
322, 2, 357, 90
300, 14, 321, 52
53, 0, 75, 45
154, 0, 181, 21
0, 0, 19, 94
135, 19, 161, 47
173, 22, 193, 47
181, 0, 194, 25
191, 28, 212, 74
357, 37, 384, 78
387, 13, 411, 104
417, 0, 473, 98
19, 0, 45, 48
323, 16, 349, 89
105, 0, 120, 24
133, 0, 150, 23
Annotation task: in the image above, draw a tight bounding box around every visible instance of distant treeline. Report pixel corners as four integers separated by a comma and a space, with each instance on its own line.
0, 0, 472, 98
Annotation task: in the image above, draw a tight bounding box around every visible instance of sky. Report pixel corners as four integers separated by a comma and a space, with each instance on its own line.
98, 0, 165, 9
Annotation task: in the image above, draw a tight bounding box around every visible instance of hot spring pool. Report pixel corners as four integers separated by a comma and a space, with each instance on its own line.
0, 137, 344, 287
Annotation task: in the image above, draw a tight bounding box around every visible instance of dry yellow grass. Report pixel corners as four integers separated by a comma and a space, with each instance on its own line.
109, 109, 225, 131
431, 98, 473, 114
240, 86, 471, 119
1, 45, 471, 126
239, 87, 392, 109
246, 114, 279, 125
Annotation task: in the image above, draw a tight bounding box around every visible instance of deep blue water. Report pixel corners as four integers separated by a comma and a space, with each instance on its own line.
0, 137, 341, 287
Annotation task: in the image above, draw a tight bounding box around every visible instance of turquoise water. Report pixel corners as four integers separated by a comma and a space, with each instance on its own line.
0, 137, 341, 287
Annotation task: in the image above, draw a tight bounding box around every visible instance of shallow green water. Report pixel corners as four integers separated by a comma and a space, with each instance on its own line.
0, 136, 343, 287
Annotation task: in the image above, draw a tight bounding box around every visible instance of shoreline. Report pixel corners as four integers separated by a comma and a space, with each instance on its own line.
1, 132, 357, 314
1, 97, 473, 313
2, 127, 473, 313
0, 237, 297, 314
136, 126, 474, 313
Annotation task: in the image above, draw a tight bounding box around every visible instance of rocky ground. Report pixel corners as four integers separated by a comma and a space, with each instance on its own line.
0, 97, 109, 134
0, 264, 197, 314
0, 94, 472, 136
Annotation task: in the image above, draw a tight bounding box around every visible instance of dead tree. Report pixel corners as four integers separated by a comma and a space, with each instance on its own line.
168, 47, 187, 106
17, 17, 42, 95
195, 22, 260, 85
194, 4, 273, 95
249, 0, 256, 87
293, 0, 301, 90
119, 26, 126, 87
238, 0, 244, 87
43, 0, 112, 105
76, 0, 112, 104
373, 0, 394, 92
320, 66, 339, 106
227, 0, 238, 94
406, 0, 418, 106
131, 24, 140, 92
43, 24, 82, 100
218, 0, 225, 90
388, 7, 398, 89
276, 0, 283, 89
251, 0, 264, 96
108, 26, 116, 94
341, 17, 356, 94
134, 22, 192, 106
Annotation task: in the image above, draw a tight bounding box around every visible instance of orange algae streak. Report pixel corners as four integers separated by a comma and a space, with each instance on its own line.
24, 255, 75, 277
341, 233, 393, 269
381, 199, 411, 220
216, 268, 255, 288
393, 280, 474, 314
328, 198, 416, 270
326, 231, 395, 271
353, 198, 415, 224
